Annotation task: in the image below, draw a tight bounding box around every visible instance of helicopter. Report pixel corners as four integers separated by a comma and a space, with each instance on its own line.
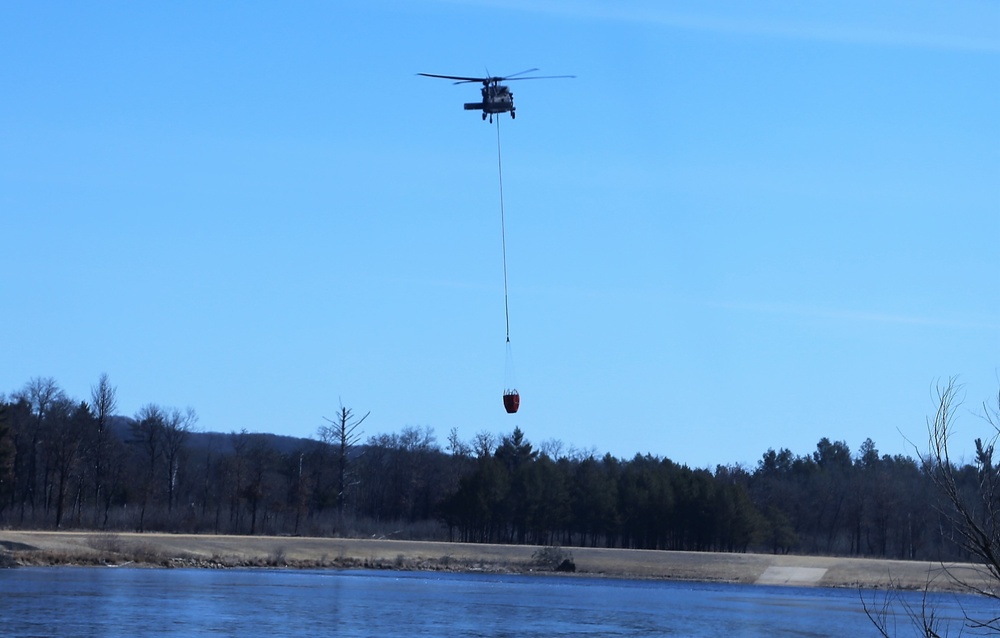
418, 69, 574, 122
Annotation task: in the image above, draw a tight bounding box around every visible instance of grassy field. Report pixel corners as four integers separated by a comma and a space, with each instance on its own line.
0, 530, 991, 592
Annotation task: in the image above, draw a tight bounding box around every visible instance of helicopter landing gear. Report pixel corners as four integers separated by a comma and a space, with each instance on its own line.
482, 112, 487, 121
511, 110, 516, 119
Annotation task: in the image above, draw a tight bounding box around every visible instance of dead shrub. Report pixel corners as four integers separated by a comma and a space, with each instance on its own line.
268, 546, 287, 566
0, 551, 17, 568
531, 545, 575, 572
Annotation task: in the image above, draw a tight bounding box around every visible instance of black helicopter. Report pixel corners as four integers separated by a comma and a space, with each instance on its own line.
418, 69, 574, 122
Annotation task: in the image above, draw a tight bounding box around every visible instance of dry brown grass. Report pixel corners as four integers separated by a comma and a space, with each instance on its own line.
0, 530, 991, 592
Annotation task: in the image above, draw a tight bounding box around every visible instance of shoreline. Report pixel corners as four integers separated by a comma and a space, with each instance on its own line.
1, 530, 991, 592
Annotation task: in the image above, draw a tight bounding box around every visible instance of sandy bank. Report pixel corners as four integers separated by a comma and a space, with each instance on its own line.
0, 530, 991, 592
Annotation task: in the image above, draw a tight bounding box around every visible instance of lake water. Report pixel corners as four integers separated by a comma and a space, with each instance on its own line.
0, 567, 992, 637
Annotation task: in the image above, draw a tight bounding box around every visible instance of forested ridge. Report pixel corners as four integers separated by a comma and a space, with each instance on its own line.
0, 375, 983, 561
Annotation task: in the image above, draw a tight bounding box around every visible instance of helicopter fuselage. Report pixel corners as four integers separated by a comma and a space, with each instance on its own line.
419, 69, 573, 122
464, 84, 515, 120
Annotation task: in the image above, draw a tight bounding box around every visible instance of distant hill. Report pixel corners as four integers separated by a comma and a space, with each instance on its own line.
108, 415, 318, 455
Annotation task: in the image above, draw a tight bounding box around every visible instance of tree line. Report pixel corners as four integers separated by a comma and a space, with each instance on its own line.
0, 375, 990, 561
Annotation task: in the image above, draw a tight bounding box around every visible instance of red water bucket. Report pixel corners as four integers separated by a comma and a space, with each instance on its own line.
503, 390, 520, 414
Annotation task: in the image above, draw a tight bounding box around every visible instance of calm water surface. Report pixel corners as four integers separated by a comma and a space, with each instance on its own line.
0, 567, 991, 637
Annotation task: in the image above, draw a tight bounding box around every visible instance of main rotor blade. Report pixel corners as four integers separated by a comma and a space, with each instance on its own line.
503, 68, 540, 79
418, 72, 488, 83
418, 70, 575, 84
504, 75, 576, 81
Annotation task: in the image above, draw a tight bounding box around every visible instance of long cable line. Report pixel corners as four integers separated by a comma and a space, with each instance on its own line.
496, 115, 519, 414
496, 116, 511, 344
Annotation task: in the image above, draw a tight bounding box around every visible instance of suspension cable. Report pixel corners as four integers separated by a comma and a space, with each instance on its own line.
496, 116, 511, 344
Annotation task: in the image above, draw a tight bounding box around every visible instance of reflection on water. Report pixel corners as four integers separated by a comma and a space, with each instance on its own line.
0, 567, 991, 637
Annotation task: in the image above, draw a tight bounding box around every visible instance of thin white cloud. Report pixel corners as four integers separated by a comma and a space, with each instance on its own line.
714, 300, 1000, 330
435, 0, 1000, 54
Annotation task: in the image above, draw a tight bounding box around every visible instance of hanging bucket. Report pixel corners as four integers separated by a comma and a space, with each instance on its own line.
503, 390, 520, 414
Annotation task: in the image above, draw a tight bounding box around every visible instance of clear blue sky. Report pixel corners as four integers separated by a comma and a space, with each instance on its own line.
3, 1, 998, 468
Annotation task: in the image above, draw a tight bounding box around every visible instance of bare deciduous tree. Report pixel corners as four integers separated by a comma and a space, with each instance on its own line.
866, 378, 1000, 636
131, 404, 165, 532
446, 427, 472, 458
15, 377, 66, 521
243, 436, 275, 535
863, 574, 951, 638
43, 399, 90, 528
318, 405, 368, 525
227, 429, 250, 533
926, 380, 1000, 627
161, 407, 196, 514
473, 431, 496, 459
89, 373, 117, 527
540, 438, 565, 460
